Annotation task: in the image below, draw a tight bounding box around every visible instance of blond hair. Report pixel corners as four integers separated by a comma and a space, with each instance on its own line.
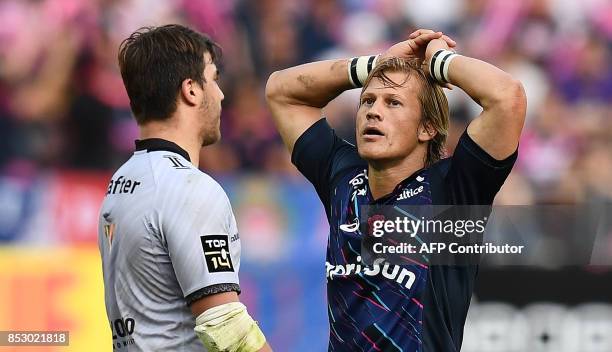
362, 57, 449, 166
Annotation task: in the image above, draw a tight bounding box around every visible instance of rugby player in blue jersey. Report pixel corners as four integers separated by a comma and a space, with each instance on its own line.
265, 29, 526, 351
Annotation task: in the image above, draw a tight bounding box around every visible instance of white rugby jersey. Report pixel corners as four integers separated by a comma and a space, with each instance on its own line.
98, 138, 241, 351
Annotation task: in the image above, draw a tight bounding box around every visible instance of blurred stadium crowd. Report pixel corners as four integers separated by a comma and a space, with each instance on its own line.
0, 0, 610, 204
0, 1, 610, 350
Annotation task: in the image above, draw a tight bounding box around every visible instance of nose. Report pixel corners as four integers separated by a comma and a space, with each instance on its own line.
366, 101, 383, 121
218, 86, 225, 101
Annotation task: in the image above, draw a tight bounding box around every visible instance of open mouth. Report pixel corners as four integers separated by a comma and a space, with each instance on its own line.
363, 126, 385, 137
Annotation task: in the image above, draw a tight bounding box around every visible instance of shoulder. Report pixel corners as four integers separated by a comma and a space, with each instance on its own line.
292, 118, 362, 164
291, 117, 366, 196
149, 152, 228, 202
427, 157, 452, 178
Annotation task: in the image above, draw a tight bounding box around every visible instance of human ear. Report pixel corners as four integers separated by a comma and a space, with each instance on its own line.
180, 78, 199, 106
418, 120, 437, 142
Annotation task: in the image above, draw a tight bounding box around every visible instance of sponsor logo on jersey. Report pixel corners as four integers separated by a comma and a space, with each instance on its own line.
200, 234, 234, 273
325, 256, 416, 289
339, 170, 368, 233
416, 175, 425, 182
164, 155, 190, 169
106, 176, 142, 195
339, 220, 360, 233
110, 316, 136, 348
397, 185, 424, 201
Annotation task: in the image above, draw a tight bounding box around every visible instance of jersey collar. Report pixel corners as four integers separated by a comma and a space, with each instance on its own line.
134, 138, 191, 162
367, 166, 426, 204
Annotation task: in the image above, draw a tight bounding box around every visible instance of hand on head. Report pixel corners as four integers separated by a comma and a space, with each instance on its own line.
380, 29, 456, 89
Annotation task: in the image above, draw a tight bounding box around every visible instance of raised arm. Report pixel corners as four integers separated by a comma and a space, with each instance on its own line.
423, 38, 527, 159
265, 59, 352, 153
265, 30, 455, 154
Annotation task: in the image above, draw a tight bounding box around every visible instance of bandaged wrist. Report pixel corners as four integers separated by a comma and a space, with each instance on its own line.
429, 49, 458, 84
194, 302, 266, 352
348, 55, 379, 88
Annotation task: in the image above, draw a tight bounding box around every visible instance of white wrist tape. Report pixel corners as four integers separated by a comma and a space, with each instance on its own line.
429, 49, 458, 84
348, 55, 379, 88
194, 302, 266, 352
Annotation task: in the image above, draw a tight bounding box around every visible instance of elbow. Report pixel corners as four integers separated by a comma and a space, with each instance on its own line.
509, 78, 527, 109
265, 70, 285, 104
506, 79, 527, 126
488, 77, 527, 125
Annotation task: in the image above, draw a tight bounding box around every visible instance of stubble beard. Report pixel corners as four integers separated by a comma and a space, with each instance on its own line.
200, 98, 221, 147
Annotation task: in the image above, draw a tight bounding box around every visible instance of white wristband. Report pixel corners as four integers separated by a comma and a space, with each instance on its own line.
348, 55, 379, 88
429, 49, 458, 84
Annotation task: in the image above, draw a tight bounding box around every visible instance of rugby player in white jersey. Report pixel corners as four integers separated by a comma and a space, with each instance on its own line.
98, 24, 271, 352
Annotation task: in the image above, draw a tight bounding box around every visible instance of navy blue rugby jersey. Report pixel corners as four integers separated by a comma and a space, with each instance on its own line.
291, 118, 517, 352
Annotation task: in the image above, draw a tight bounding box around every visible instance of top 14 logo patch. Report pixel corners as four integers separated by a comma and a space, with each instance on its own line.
200, 234, 234, 273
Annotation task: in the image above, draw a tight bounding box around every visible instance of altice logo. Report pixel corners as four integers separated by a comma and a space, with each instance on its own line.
397, 185, 424, 201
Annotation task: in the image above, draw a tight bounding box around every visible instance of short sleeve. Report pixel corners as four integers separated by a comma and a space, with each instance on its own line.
445, 129, 518, 205
160, 172, 241, 304
291, 118, 365, 216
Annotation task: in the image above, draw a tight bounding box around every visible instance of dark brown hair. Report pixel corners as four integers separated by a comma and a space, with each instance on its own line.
362, 57, 449, 166
118, 24, 221, 124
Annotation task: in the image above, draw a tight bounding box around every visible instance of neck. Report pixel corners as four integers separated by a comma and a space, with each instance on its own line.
368, 151, 426, 200
139, 119, 201, 166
